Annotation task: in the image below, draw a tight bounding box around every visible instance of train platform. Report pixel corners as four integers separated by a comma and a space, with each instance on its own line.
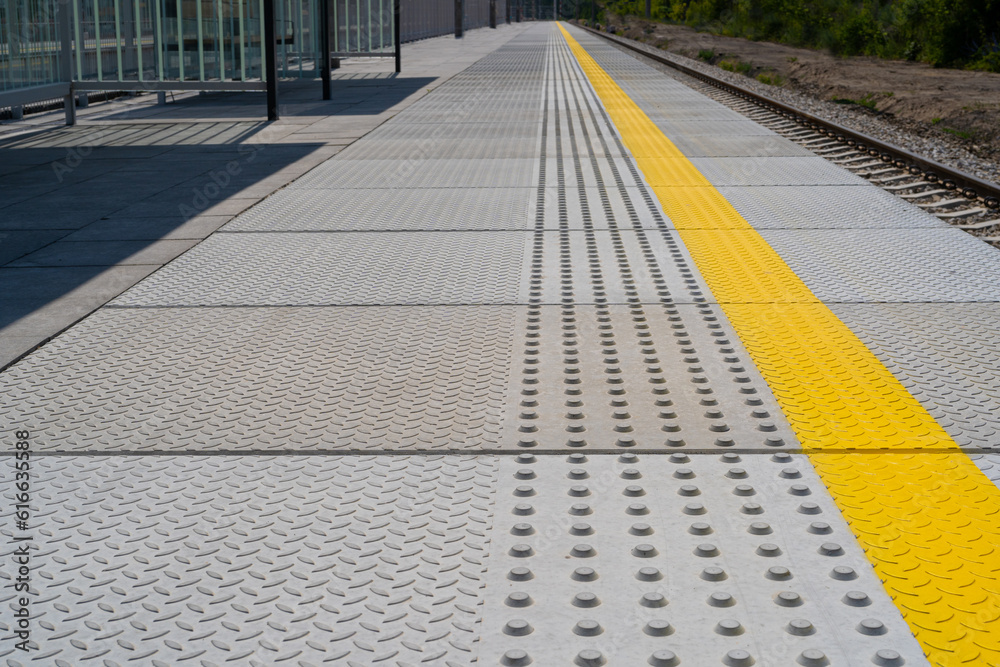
2, 21, 1000, 667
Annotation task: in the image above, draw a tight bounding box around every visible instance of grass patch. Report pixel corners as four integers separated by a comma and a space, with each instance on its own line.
719, 59, 753, 75
832, 92, 879, 111
698, 49, 715, 61
931, 117, 942, 124
756, 72, 785, 86
941, 127, 974, 140
786, 56, 798, 63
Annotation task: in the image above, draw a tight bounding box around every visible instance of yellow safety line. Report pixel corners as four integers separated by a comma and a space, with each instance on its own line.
558, 23, 1000, 666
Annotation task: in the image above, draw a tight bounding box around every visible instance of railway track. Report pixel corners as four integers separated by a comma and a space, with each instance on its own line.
578, 23, 1000, 246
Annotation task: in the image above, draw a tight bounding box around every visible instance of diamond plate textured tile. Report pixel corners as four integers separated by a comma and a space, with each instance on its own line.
338, 122, 541, 160
0, 455, 498, 664
689, 157, 867, 187
643, 107, 751, 122
504, 305, 794, 451
969, 454, 1000, 487
649, 120, 779, 138
760, 228, 1000, 303
666, 134, 813, 158
223, 189, 535, 232
289, 158, 538, 189
336, 137, 541, 160
363, 121, 542, 142
481, 452, 928, 667
110, 232, 531, 306
717, 185, 947, 229
0, 307, 515, 451
831, 303, 1000, 450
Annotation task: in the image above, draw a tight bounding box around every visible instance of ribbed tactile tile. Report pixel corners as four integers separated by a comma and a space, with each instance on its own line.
504, 305, 791, 450
717, 185, 946, 229
689, 157, 866, 187
832, 303, 1000, 450
529, 185, 663, 230
110, 232, 530, 306
0, 455, 497, 664
0, 307, 515, 451
289, 158, 538, 189
223, 189, 534, 232
481, 452, 928, 667
760, 228, 1000, 303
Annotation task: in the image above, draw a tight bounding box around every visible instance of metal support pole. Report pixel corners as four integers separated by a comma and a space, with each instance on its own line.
264, 0, 278, 120
490, 0, 496, 28
320, 0, 331, 99
58, 0, 76, 126
394, 0, 401, 73
591, 0, 595, 23
506, 0, 510, 23
644, 0, 649, 18
454, 0, 463, 37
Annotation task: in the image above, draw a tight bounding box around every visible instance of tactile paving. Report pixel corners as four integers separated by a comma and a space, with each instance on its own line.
504, 305, 792, 451
717, 185, 946, 229
759, 228, 1000, 302
223, 188, 535, 232
110, 232, 531, 306
969, 453, 1000, 486
689, 157, 867, 187
337, 136, 541, 160
565, 24, 1000, 664
0, 455, 498, 664
0, 307, 516, 451
362, 121, 542, 142
665, 134, 813, 158
289, 158, 538, 189
481, 452, 928, 667
643, 107, 752, 122
645, 119, 778, 137
831, 303, 1000, 450
529, 229, 712, 304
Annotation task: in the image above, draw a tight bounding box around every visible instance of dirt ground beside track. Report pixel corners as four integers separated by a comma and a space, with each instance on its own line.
594, 16, 1000, 166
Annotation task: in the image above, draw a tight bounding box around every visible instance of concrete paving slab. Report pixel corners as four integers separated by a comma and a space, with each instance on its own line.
0, 230, 68, 264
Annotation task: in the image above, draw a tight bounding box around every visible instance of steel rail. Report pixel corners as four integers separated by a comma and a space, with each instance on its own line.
577, 23, 1000, 210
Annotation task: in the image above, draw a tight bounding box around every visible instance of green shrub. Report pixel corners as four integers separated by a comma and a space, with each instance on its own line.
719, 59, 753, 74
756, 72, 785, 85
970, 50, 1000, 73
